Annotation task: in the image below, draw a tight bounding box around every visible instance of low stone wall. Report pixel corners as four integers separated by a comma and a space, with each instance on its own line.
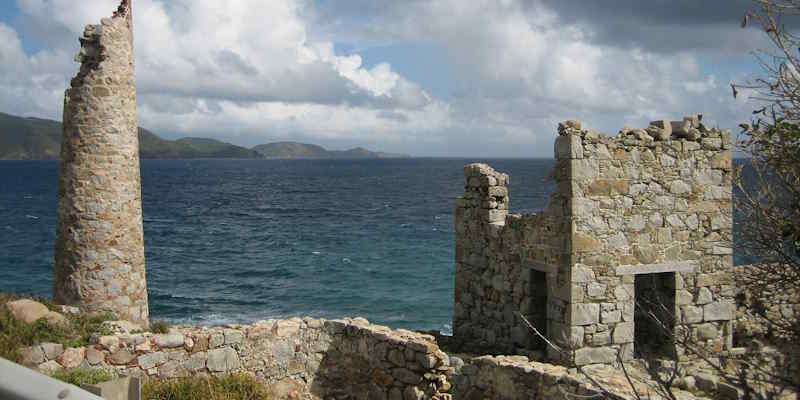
19, 317, 453, 400
449, 355, 703, 400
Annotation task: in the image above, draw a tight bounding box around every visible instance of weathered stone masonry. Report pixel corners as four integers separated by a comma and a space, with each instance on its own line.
54, 0, 148, 325
20, 317, 453, 400
454, 117, 734, 366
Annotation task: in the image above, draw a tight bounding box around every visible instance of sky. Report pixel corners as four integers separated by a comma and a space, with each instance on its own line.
0, 0, 774, 157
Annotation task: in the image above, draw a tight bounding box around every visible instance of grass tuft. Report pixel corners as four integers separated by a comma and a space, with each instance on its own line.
0, 293, 115, 361
150, 320, 170, 334
142, 374, 274, 400
51, 368, 116, 386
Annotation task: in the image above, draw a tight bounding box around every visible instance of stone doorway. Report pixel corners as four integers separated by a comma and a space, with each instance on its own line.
634, 272, 676, 358
526, 269, 548, 352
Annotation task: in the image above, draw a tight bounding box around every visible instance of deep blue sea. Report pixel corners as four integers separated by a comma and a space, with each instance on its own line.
0, 159, 558, 333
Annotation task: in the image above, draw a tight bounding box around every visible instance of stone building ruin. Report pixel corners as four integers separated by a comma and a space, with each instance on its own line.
54, 0, 149, 326
453, 117, 734, 366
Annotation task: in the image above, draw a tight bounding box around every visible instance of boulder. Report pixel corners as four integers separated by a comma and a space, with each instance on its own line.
5, 299, 50, 324
57, 347, 86, 369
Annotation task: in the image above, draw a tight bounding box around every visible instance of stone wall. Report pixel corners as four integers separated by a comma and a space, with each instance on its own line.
448, 354, 705, 400
453, 163, 571, 357
20, 317, 453, 400
54, 0, 148, 324
453, 116, 734, 366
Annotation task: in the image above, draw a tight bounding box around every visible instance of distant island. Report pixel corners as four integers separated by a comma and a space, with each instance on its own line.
0, 112, 409, 160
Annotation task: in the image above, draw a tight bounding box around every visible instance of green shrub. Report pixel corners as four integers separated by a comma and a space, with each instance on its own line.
150, 320, 170, 334
0, 293, 115, 361
142, 374, 274, 400
51, 368, 116, 386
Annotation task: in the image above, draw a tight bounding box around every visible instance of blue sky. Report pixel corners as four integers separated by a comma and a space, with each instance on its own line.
0, 0, 771, 157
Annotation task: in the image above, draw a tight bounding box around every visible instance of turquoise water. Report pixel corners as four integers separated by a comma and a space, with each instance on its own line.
0, 158, 555, 332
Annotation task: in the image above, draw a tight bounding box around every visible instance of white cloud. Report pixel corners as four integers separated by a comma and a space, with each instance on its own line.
0, 0, 760, 156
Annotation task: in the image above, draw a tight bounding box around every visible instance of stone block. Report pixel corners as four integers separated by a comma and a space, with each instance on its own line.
555, 135, 583, 159
612, 322, 634, 344
154, 334, 184, 348
694, 373, 718, 392
571, 303, 599, 326
587, 283, 606, 298
138, 351, 168, 370
209, 333, 224, 348
675, 290, 693, 305
585, 179, 629, 196
207, 347, 240, 372
601, 310, 621, 324
696, 323, 719, 340
183, 352, 207, 371
19, 346, 45, 366
711, 151, 732, 170
86, 347, 105, 365
669, 180, 691, 195
573, 233, 602, 252
682, 306, 703, 324
40, 343, 64, 361
223, 329, 244, 345
108, 349, 136, 365
703, 301, 734, 321
700, 137, 722, 150
58, 347, 86, 369
572, 266, 596, 283
38, 360, 62, 375
574, 346, 617, 365
571, 159, 599, 180
696, 287, 713, 305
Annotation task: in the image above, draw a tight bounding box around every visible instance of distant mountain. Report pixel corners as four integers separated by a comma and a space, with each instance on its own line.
141, 135, 260, 159
252, 142, 409, 159
0, 112, 62, 160
0, 112, 259, 160
0, 112, 408, 160
252, 142, 329, 159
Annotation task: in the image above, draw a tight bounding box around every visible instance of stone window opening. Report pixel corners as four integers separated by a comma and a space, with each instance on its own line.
634, 272, 677, 359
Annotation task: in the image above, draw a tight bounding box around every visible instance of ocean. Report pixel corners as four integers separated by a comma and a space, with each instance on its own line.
0, 158, 556, 333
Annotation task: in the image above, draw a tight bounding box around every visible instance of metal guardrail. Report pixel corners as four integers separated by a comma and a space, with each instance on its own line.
0, 357, 104, 400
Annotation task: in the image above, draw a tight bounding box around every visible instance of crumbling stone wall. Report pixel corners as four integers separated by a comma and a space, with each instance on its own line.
453, 164, 571, 357
454, 116, 734, 366
21, 317, 453, 400
54, 0, 148, 324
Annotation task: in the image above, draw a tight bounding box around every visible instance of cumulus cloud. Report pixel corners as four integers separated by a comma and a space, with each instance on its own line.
0, 0, 766, 156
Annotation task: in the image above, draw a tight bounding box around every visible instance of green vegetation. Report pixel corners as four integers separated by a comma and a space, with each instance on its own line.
51, 368, 116, 386
0, 293, 114, 362
150, 320, 170, 334
142, 374, 274, 400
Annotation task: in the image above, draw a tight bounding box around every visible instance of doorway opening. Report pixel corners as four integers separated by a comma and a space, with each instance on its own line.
634, 272, 676, 358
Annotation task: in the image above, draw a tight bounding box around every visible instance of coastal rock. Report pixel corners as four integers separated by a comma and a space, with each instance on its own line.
40, 343, 64, 360
108, 349, 136, 365
86, 347, 105, 365
5, 299, 50, 324
19, 345, 45, 366
57, 347, 85, 369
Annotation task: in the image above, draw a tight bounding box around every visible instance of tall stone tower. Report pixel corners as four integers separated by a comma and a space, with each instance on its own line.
54, 0, 148, 326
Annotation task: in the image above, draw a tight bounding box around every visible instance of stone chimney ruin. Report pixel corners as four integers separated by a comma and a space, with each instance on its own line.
54, 0, 149, 326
